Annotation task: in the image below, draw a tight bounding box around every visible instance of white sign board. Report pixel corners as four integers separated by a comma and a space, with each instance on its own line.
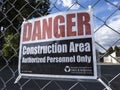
15, 10, 97, 83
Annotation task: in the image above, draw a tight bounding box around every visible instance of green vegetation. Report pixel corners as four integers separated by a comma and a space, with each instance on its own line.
1, 0, 50, 58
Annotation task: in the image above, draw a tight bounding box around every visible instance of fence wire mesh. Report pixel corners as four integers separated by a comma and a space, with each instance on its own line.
0, 0, 120, 90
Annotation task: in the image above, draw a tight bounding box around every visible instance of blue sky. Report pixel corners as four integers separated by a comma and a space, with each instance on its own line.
50, 0, 120, 52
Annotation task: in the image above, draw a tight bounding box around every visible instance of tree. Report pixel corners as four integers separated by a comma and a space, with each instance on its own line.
114, 46, 120, 52
107, 47, 114, 54
1, 0, 50, 58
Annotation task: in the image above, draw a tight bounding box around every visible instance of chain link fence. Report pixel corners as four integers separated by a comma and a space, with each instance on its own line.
0, 0, 120, 90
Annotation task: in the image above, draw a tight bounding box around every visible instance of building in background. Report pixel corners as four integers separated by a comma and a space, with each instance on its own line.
104, 51, 120, 64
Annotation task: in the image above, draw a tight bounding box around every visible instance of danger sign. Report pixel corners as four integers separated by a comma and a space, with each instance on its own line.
17, 10, 97, 81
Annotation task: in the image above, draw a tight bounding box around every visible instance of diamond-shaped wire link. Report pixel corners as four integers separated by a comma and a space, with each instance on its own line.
0, 0, 120, 90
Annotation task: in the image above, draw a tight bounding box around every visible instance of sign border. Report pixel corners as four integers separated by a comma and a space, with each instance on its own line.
17, 10, 97, 81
